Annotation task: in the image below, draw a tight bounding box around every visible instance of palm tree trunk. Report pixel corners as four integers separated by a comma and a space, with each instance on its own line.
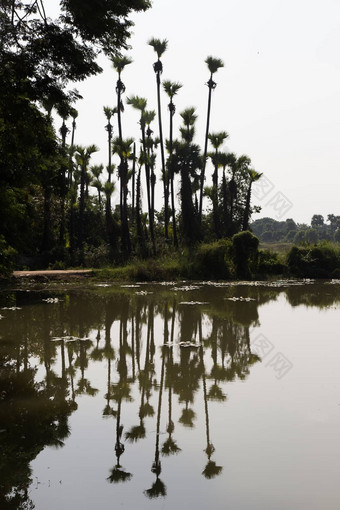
156, 70, 169, 239
169, 104, 178, 248
199, 74, 213, 222
141, 126, 156, 253
242, 183, 252, 231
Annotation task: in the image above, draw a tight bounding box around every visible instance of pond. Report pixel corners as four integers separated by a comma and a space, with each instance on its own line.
1, 280, 340, 509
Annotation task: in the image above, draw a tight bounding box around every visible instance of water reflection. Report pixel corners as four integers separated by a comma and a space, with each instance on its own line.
1, 281, 340, 508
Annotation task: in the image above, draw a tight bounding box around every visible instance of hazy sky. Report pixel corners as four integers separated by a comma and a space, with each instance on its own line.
47, 0, 340, 224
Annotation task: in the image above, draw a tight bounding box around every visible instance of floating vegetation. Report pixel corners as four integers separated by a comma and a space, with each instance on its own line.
172, 285, 200, 291
224, 297, 255, 302
179, 301, 209, 305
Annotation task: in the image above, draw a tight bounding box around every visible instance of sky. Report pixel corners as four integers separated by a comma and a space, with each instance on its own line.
46, 0, 340, 225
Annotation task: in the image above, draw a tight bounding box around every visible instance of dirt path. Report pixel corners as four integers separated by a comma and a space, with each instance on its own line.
13, 269, 93, 279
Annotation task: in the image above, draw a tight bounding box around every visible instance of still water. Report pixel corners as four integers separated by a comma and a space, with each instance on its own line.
1, 280, 340, 509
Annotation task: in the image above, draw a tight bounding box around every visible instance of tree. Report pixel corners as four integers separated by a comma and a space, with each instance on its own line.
90, 164, 104, 206
208, 131, 229, 238
74, 144, 98, 257
311, 214, 324, 227
111, 56, 133, 140
112, 137, 134, 255
172, 108, 201, 246
199, 56, 224, 222
148, 38, 169, 240
242, 168, 262, 231
127, 95, 155, 252
163, 80, 182, 248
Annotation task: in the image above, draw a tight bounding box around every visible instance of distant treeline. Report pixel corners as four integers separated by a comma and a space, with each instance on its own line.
251, 215, 340, 244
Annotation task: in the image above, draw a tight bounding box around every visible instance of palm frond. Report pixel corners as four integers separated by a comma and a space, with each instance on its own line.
180, 107, 197, 127
208, 131, 229, 149
163, 80, 182, 98
111, 55, 133, 74
205, 56, 224, 74
148, 37, 168, 58
126, 95, 147, 112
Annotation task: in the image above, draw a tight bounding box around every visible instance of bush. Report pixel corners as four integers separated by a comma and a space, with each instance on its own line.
190, 240, 232, 280
257, 250, 286, 275
232, 231, 259, 279
83, 244, 110, 268
287, 242, 340, 278
0, 236, 17, 277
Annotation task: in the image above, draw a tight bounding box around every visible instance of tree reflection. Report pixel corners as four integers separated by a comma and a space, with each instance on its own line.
2, 281, 326, 504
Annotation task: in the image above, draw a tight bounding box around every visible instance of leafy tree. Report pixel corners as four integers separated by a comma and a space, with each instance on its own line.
311, 214, 324, 227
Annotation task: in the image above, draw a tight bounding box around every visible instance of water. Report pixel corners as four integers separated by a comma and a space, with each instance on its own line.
1, 280, 340, 509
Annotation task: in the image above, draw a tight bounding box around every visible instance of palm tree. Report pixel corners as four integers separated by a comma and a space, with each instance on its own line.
143, 109, 157, 227
68, 108, 78, 185
74, 144, 98, 258
57, 106, 70, 246
90, 164, 104, 206
103, 106, 117, 227
127, 95, 155, 252
208, 131, 228, 238
172, 108, 201, 245
103, 106, 116, 183
199, 56, 224, 222
163, 80, 182, 248
242, 168, 262, 231
148, 37, 169, 239
112, 137, 134, 255
111, 56, 133, 141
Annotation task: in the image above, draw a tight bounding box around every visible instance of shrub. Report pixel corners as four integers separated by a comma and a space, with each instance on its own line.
287, 242, 340, 278
190, 240, 232, 280
0, 236, 17, 277
83, 244, 110, 268
257, 250, 286, 275
232, 231, 259, 279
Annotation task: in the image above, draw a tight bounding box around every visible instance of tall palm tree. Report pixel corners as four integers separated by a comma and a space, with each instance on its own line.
103, 106, 116, 183
208, 131, 228, 238
90, 164, 104, 206
144, 109, 157, 226
163, 80, 182, 248
148, 37, 169, 239
172, 108, 201, 245
199, 56, 224, 222
103, 106, 117, 224
57, 106, 70, 246
74, 144, 98, 258
242, 168, 262, 231
68, 108, 78, 185
127, 95, 155, 252
111, 56, 133, 141
112, 137, 134, 255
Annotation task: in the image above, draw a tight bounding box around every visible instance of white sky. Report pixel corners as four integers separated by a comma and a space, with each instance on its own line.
46, 0, 340, 225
